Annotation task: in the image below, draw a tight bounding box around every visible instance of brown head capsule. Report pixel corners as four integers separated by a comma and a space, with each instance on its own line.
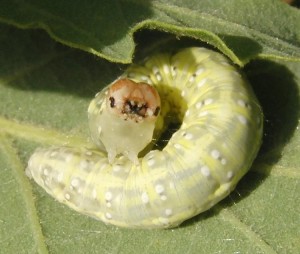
107, 78, 161, 122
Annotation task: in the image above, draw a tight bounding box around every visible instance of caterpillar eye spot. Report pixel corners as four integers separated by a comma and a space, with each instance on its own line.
109, 96, 115, 108
27, 47, 263, 229
154, 106, 160, 116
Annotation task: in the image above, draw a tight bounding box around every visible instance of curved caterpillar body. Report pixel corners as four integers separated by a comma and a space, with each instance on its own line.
26, 47, 263, 229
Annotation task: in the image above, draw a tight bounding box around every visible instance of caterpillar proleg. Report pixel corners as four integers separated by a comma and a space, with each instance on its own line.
26, 47, 263, 229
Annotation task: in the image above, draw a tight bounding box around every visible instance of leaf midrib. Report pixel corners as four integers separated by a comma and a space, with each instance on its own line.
0, 135, 49, 254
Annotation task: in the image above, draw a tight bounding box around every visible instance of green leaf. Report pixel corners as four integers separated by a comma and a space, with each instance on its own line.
0, 0, 299, 65
0, 21, 299, 254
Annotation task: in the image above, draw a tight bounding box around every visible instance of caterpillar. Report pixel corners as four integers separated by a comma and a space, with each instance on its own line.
26, 47, 263, 229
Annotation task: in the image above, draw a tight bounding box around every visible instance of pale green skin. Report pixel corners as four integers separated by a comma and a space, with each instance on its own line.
26, 48, 263, 229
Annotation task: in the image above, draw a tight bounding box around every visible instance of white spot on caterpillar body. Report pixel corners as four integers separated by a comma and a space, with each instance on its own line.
26, 47, 263, 229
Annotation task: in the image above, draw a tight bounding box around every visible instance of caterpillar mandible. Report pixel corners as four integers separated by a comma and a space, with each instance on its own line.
26, 47, 263, 229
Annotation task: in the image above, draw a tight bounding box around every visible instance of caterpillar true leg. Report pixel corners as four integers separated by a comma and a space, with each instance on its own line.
26, 47, 263, 229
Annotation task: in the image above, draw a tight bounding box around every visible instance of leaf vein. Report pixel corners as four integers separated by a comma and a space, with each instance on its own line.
219, 208, 277, 254
0, 135, 49, 254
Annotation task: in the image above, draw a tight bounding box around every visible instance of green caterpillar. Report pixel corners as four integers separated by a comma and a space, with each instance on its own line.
26, 47, 263, 229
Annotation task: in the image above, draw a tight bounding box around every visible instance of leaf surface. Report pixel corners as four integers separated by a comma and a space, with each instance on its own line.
0, 0, 299, 65
0, 1, 299, 253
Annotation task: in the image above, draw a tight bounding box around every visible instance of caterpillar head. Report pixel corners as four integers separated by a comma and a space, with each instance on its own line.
89, 78, 161, 164
107, 79, 161, 122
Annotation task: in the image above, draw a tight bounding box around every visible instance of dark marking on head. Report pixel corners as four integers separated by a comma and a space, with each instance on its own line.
123, 100, 148, 117
154, 107, 160, 116
109, 97, 115, 108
